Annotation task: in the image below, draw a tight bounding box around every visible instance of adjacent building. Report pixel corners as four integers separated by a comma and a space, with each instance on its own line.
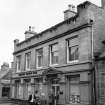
0, 63, 12, 98
11, 1, 105, 105
94, 40, 105, 105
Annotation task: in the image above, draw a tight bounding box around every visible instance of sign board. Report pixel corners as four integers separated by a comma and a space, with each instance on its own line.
18, 71, 37, 76
1, 79, 10, 84
18, 70, 43, 77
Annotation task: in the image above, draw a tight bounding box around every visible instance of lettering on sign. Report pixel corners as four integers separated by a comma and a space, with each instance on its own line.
19, 71, 37, 76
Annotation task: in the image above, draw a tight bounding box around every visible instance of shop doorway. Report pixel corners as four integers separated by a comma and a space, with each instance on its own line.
2, 87, 10, 98
51, 84, 60, 105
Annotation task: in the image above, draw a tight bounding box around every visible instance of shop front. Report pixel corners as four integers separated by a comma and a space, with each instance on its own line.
11, 67, 91, 105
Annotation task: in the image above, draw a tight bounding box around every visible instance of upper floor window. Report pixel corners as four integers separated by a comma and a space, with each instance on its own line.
50, 43, 58, 65
25, 52, 31, 71
36, 48, 43, 68
16, 55, 21, 72
67, 37, 79, 63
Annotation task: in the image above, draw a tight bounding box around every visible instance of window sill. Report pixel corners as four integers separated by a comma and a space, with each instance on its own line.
26, 69, 31, 71
67, 60, 79, 64
16, 70, 21, 73
49, 64, 58, 67
36, 66, 43, 69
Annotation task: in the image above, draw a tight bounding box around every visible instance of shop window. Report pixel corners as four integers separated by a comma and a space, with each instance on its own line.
25, 52, 31, 71
18, 85, 23, 99
2, 87, 10, 97
67, 36, 79, 63
15, 82, 19, 98
69, 76, 80, 104
36, 48, 43, 68
50, 43, 58, 65
16, 55, 21, 72
28, 85, 32, 97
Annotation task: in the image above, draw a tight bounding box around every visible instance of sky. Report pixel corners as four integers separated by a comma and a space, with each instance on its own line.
0, 0, 101, 67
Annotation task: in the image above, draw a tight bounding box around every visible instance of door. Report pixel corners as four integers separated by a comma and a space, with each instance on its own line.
52, 85, 60, 105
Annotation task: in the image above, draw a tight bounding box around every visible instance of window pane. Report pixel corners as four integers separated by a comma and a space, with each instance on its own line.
38, 56, 42, 67
36, 48, 43, 67
52, 54, 58, 64
38, 49, 43, 55
70, 85, 80, 95
67, 37, 79, 62
52, 44, 58, 51
69, 46, 78, 61
16, 56, 21, 72
68, 37, 78, 47
50, 44, 58, 64
25, 52, 31, 70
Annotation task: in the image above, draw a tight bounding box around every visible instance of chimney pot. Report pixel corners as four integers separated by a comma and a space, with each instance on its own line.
29, 26, 31, 31
25, 26, 37, 39
68, 5, 75, 11
14, 39, 19, 44
64, 4, 76, 20
14, 39, 19, 51
1, 62, 9, 71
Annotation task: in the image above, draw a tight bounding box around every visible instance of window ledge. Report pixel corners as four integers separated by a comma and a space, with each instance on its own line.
36, 66, 43, 69
26, 69, 31, 71
49, 64, 58, 67
67, 60, 79, 64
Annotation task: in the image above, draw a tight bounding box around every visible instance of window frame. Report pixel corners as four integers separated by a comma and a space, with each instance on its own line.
49, 43, 59, 66
16, 55, 21, 72
25, 52, 31, 71
67, 36, 79, 63
36, 48, 43, 68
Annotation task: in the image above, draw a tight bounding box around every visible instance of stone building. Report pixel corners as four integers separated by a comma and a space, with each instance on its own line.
0, 62, 12, 98
93, 40, 105, 105
11, 0, 105, 105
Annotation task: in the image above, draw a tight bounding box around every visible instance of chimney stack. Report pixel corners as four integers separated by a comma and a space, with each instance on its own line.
64, 4, 76, 20
1, 62, 9, 71
101, 0, 105, 8
14, 39, 19, 51
24, 26, 37, 39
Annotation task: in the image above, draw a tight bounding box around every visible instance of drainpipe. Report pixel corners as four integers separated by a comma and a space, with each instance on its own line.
90, 19, 96, 105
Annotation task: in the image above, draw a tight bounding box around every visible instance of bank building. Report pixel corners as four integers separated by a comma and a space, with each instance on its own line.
11, 1, 105, 105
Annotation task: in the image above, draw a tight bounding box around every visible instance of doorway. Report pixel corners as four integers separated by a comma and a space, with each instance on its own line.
51, 85, 60, 105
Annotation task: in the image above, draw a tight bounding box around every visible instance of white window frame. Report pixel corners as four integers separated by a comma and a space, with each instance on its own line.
25, 52, 31, 71
49, 43, 59, 66
67, 36, 79, 63
16, 55, 21, 72
36, 48, 43, 68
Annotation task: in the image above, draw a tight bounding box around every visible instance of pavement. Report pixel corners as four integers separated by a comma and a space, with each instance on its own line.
0, 103, 11, 105
0, 103, 19, 105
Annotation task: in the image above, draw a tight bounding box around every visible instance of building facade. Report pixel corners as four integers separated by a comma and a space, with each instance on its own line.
11, 1, 105, 105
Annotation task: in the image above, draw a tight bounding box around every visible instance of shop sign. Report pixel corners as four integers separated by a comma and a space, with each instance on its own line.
1, 79, 10, 84
18, 71, 37, 76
